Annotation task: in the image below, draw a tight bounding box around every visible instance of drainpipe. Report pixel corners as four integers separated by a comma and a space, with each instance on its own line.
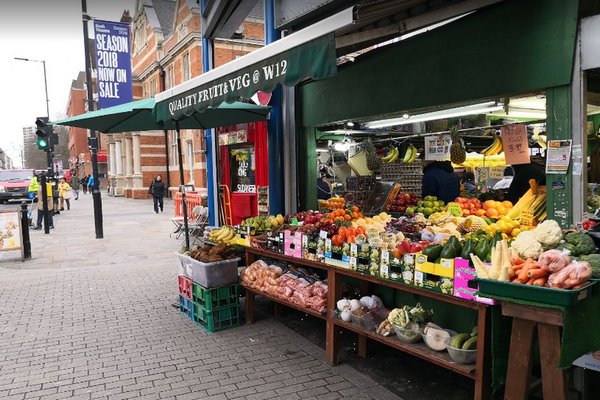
202, 35, 218, 225
159, 66, 171, 197
265, 0, 284, 215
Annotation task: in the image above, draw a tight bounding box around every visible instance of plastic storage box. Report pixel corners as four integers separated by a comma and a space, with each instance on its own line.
175, 252, 240, 288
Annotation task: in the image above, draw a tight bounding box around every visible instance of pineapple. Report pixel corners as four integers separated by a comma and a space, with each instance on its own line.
364, 139, 381, 171
449, 126, 466, 164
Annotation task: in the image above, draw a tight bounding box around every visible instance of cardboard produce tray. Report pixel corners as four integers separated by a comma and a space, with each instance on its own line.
476, 278, 596, 307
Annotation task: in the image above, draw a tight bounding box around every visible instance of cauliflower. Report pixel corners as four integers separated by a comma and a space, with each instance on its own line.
511, 231, 543, 260
533, 220, 562, 248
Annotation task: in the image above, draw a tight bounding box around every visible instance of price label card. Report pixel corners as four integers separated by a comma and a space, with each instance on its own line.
501, 124, 530, 165
349, 257, 357, 268
319, 230, 328, 239
381, 250, 390, 263
520, 211, 535, 227
404, 254, 415, 266
350, 243, 358, 257
380, 263, 389, 277
414, 271, 424, 284
302, 235, 308, 247
325, 238, 332, 252
441, 259, 453, 268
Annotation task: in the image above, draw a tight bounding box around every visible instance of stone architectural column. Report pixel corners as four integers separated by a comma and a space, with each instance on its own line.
108, 142, 116, 176
124, 137, 134, 177
131, 133, 143, 192
114, 136, 125, 196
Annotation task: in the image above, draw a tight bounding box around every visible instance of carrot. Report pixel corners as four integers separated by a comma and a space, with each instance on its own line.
513, 264, 523, 271
525, 277, 536, 285
508, 267, 516, 279
532, 277, 547, 286
512, 277, 528, 284
527, 268, 549, 279
517, 264, 535, 281
512, 255, 526, 265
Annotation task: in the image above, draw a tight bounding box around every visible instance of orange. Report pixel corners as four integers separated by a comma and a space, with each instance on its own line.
483, 200, 496, 210
347, 235, 356, 244
502, 200, 513, 209
494, 201, 503, 208
344, 214, 352, 220
476, 209, 486, 216
485, 208, 499, 218
497, 206, 507, 215
338, 227, 347, 236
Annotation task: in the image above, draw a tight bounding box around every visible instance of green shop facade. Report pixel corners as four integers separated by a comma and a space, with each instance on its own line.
295, 0, 598, 229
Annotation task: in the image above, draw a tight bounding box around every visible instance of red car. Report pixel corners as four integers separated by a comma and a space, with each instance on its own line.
0, 169, 35, 203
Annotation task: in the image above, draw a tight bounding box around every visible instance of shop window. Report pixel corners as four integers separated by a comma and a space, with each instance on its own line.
165, 66, 174, 89
170, 131, 178, 167
230, 145, 256, 193
134, 19, 147, 54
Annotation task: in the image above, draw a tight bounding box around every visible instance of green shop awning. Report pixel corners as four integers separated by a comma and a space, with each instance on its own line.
52, 98, 270, 133
154, 32, 338, 122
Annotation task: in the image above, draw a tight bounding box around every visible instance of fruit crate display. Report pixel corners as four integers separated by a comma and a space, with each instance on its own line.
192, 282, 239, 311
179, 294, 194, 320
193, 303, 241, 333
380, 162, 423, 194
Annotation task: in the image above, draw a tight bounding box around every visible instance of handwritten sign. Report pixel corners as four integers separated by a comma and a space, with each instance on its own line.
230, 146, 256, 193
424, 135, 451, 160
0, 211, 24, 260
500, 124, 530, 165
546, 139, 572, 174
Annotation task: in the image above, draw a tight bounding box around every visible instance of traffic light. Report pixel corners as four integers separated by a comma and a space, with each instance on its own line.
35, 117, 52, 150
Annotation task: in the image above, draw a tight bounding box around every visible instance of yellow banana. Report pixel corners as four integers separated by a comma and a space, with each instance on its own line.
402, 145, 414, 163
381, 147, 396, 162
387, 147, 399, 163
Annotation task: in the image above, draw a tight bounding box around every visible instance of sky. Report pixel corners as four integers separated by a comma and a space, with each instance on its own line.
0, 0, 136, 167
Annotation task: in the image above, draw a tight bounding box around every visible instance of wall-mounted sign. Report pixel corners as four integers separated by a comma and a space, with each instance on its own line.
218, 130, 247, 146
500, 124, 530, 165
546, 139, 572, 174
93, 20, 132, 108
424, 135, 451, 160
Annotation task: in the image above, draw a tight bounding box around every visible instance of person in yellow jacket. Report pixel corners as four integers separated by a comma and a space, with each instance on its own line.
28, 172, 40, 200
33, 182, 53, 230
58, 178, 72, 211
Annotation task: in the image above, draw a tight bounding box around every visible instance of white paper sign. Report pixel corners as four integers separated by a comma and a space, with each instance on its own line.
546, 139, 572, 174
424, 135, 451, 161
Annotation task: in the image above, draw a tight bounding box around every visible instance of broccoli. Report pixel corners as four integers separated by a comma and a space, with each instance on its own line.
564, 232, 597, 256
579, 254, 600, 278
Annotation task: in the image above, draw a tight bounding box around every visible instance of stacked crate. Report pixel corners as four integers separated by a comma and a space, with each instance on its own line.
192, 283, 240, 332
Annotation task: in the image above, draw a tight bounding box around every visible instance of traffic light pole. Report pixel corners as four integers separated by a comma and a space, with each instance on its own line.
81, 0, 104, 239
40, 172, 50, 234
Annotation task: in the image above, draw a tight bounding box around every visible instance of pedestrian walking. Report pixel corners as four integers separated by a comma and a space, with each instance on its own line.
81, 175, 89, 194
70, 174, 80, 200
33, 181, 54, 230
87, 174, 95, 194
58, 178, 72, 211
148, 175, 166, 214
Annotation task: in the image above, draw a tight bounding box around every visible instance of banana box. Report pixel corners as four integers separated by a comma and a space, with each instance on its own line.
453, 258, 498, 305
414, 254, 454, 294
284, 230, 303, 258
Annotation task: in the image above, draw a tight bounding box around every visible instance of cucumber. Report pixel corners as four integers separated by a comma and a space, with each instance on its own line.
449, 333, 470, 349
462, 336, 478, 350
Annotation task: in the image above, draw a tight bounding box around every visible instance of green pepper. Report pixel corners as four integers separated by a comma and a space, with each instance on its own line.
422, 244, 443, 261
461, 238, 473, 260
440, 239, 458, 259
474, 237, 489, 261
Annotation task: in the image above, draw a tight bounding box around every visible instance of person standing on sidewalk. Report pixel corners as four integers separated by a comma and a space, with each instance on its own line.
148, 175, 166, 214
70, 174, 80, 200
33, 181, 54, 230
58, 178, 72, 211
87, 174, 95, 194
81, 175, 89, 194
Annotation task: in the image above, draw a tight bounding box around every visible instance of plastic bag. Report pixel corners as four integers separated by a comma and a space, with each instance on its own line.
548, 261, 592, 289
538, 249, 571, 273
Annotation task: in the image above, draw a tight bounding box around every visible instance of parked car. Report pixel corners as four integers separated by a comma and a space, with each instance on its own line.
0, 169, 35, 203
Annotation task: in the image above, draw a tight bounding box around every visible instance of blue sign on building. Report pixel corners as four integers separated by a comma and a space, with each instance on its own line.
93, 20, 132, 109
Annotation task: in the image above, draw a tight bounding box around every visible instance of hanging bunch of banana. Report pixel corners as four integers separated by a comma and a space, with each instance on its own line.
380, 146, 400, 164
480, 135, 504, 156
402, 144, 418, 164
532, 132, 547, 149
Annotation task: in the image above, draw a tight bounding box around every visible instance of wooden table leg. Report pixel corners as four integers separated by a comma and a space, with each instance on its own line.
538, 324, 568, 400
474, 305, 491, 400
504, 318, 536, 400
245, 290, 255, 324
273, 302, 282, 319
358, 334, 367, 358
326, 269, 342, 366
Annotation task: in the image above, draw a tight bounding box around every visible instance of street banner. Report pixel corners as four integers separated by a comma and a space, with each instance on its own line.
93, 20, 132, 108
500, 124, 530, 165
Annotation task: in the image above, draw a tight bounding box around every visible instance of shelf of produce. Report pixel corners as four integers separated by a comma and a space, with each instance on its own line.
243, 286, 327, 323
246, 247, 329, 271
330, 265, 481, 311
333, 318, 476, 379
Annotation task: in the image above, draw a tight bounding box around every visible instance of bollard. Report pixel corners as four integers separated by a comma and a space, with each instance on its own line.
20, 201, 31, 260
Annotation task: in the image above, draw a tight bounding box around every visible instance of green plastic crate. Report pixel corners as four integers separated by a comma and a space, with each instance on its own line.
192, 283, 239, 311
193, 303, 240, 333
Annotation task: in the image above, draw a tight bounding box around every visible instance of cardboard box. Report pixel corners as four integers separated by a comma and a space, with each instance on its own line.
284, 230, 303, 258
266, 230, 284, 253
414, 254, 453, 294
383, 252, 415, 285
453, 257, 498, 305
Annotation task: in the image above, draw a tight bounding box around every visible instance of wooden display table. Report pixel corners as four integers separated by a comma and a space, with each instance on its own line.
245, 247, 492, 400
501, 302, 567, 400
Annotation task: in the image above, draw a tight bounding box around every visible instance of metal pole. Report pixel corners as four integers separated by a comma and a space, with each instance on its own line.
176, 122, 190, 250
20, 201, 31, 259
40, 172, 50, 234
164, 130, 171, 198
42, 60, 50, 118
81, 0, 104, 239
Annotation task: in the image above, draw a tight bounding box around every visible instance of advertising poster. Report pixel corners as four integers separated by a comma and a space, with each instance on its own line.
546, 139, 572, 174
0, 211, 21, 251
94, 20, 133, 108
500, 124, 530, 165
424, 135, 451, 161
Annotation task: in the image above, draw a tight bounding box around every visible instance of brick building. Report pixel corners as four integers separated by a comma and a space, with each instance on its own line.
106, 0, 264, 198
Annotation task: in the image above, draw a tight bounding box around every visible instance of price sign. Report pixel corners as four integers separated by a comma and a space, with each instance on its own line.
319, 230, 328, 239
424, 135, 451, 160
380, 250, 390, 263
520, 210, 535, 227
349, 256, 357, 268
350, 243, 358, 257
500, 124, 530, 165
380, 263, 389, 278
546, 139, 572, 174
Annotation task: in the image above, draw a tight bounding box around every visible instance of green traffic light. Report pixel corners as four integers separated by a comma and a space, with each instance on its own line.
37, 138, 48, 150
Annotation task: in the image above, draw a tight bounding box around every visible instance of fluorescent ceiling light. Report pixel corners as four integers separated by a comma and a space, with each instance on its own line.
316, 148, 330, 153
365, 101, 503, 129
334, 141, 351, 152
489, 108, 547, 120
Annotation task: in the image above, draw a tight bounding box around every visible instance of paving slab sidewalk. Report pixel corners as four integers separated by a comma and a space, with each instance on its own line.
0, 194, 402, 400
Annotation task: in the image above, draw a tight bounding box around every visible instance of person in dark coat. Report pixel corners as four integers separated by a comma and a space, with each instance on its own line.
422, 161, 460, 203
149, 175, 166, 214
505, 160, 546, 204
